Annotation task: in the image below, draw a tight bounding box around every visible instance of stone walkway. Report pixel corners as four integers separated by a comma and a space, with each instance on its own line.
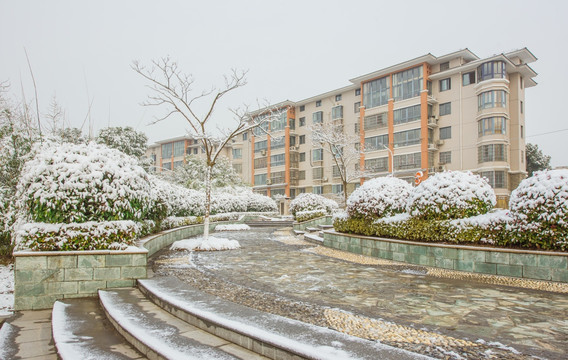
151, 227, 568, 360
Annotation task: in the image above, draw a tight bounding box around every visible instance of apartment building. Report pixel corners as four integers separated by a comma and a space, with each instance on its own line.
147, 48, 537, 207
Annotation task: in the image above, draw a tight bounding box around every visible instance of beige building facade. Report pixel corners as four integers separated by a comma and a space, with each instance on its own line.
147, 48, 537, 207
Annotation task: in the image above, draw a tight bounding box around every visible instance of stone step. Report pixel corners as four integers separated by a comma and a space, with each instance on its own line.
138, 276, 421, 360
305, 227, 320, 232
52, 298, 145, 359
99, 288, 267, 360
292, 229, 305, 235
318, 224, 334, 229
303, 233, 324, 244
244, 221, 293, 227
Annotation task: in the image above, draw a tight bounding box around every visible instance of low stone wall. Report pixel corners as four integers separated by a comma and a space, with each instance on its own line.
293, 216, 332, 231
14, 249, 148, 310
13, 221, 241, 310
324, 231, 568, 283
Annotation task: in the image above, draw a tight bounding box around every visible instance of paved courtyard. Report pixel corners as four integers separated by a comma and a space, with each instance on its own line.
152, 227, 568, 359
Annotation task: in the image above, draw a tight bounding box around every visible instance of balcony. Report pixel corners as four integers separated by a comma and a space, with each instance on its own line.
427, 116, 439, 128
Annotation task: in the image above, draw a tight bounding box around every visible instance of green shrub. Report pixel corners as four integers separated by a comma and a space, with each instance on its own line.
16, 221, 139, 251
295, 210, 326, 223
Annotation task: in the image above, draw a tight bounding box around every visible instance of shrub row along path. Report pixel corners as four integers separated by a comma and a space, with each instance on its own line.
150, 227, 568, 360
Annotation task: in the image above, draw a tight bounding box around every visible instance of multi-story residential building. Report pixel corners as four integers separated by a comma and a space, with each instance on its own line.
147, 48, 537, 208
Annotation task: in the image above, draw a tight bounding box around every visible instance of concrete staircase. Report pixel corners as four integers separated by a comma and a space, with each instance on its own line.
45, 276, 422, 360
302, 224, 334, 244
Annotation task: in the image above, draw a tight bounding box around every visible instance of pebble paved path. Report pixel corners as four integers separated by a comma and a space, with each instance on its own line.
150, 228, 568, 359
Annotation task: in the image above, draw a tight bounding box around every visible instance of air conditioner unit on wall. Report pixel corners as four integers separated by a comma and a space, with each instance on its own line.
261, 150, 266, 156
436, 140, 445, 146
437, 165, 446, 172
266, 179, 272, 185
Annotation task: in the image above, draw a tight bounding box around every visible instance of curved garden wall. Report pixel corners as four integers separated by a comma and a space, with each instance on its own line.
323, 231, 568, 283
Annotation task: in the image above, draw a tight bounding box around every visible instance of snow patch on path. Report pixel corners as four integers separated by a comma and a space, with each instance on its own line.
214, 224, 250, 231
171, 236, 240, 251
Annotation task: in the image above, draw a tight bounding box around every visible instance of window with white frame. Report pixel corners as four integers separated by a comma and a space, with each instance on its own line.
440, 126, 452, 140
439, 78, 451, 92
364, 134, 389, 151
439, 102, 451, 116
332, 105, 343, 120
439, 151, 451, 164
478, 144, 507, 163
312, 148, 323, 161
312, 111, 323, 124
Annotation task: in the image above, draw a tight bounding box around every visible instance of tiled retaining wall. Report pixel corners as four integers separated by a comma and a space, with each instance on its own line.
14, 249, 148, 310
324, 231, 568, 283
293, 216, 332, 231
13, 221, 240, 310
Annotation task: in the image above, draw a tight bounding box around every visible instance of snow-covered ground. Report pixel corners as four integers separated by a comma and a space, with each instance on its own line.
0, 264, 14, 316
214, 224, 250, 231
171, 236, 240, 251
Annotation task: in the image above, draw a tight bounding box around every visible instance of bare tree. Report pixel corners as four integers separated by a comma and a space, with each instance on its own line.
309, 122, 368, 206
132, 57, 282, 239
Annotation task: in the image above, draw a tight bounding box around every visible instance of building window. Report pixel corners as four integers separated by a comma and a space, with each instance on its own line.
173, 141, 185, 157
355, 88, 361, 96
521, 125, 524, 139
313, 186, 323, 195
393, 128, 421, 148
312, 167, 323, 180
243, 132, 248, 141
440, 126, 452, 140
270, 137, 285, 149
332, 184, 344, 194
463, 71, 475, 86
254, 140, 267, 153
299, 135, 306, 144
393, 66, 423, 101
440, 61, 450, 71
253, 121, 269, 136
254, 173, 267, 185
332, 165, 343, 178
161, 143, 172, 159
300, 152, 306, 162
312, 148, 323, 161
478, 90, 507, 110
271, 171, 285, 184
481, 171, 507, 189
271, 153, 285, 167
439, 151, 451, 164
478, 117, 506, 137
290, 136, 296, 147
254, 157, 267, 169
335, 94, 342, 101
365, 157, 388, 172
332, 105, 343, 120
271, 113, 287, 132
363, 77, 389, 108
364, 134, 389, 151
520, 76, 524, 89
313, 111, 323, 124
354, 102, 361, 113
316, 100, 322, 107
439, 102, 451, 116
439, 78, 451, 92
393, 105, 421, 125
521, 150, 524, 164
299, 170, 306, 180
232, 148, 242, 159
299, 117, 306, 127
299, 105, 305, 112
233, 163, 242, 173
393, 152, 421, 170
162, 162, 172, 170
363, 112, 387, 130
477, 61, 506, 82
289, 118, 295, 130
478, 144, 507, 163
520, 101, 524, 114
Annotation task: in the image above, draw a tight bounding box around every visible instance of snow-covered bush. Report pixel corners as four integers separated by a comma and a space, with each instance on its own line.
149, 176, 205, 218
289, 193, 338, 221
16, 142, 153, 223
211, 192, 247, 214
407, 171, 496, 220
0, 187, 12, 255
245, 192, 278, 212
16, 221, 139, 251
508, 170, 568, 250
347, 177, 412, 220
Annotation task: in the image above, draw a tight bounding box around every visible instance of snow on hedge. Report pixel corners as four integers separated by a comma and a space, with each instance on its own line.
214, 224, 250, 231
347, 177, 412, 219
0, 263, 13, 316
509, 169, 568, 250
16, 142, 153, 223
15, 221, 139, 251
408, 171, 496, 220
289, 193, 338, 219
149, 176, 205, 218
171, 236, 240, 251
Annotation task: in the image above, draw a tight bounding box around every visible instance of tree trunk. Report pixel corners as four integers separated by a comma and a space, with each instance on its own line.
343, 178, 348, 209
203, 165, 212, 240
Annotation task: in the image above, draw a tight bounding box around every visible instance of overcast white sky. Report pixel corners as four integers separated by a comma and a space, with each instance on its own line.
1, 0, 567, 166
